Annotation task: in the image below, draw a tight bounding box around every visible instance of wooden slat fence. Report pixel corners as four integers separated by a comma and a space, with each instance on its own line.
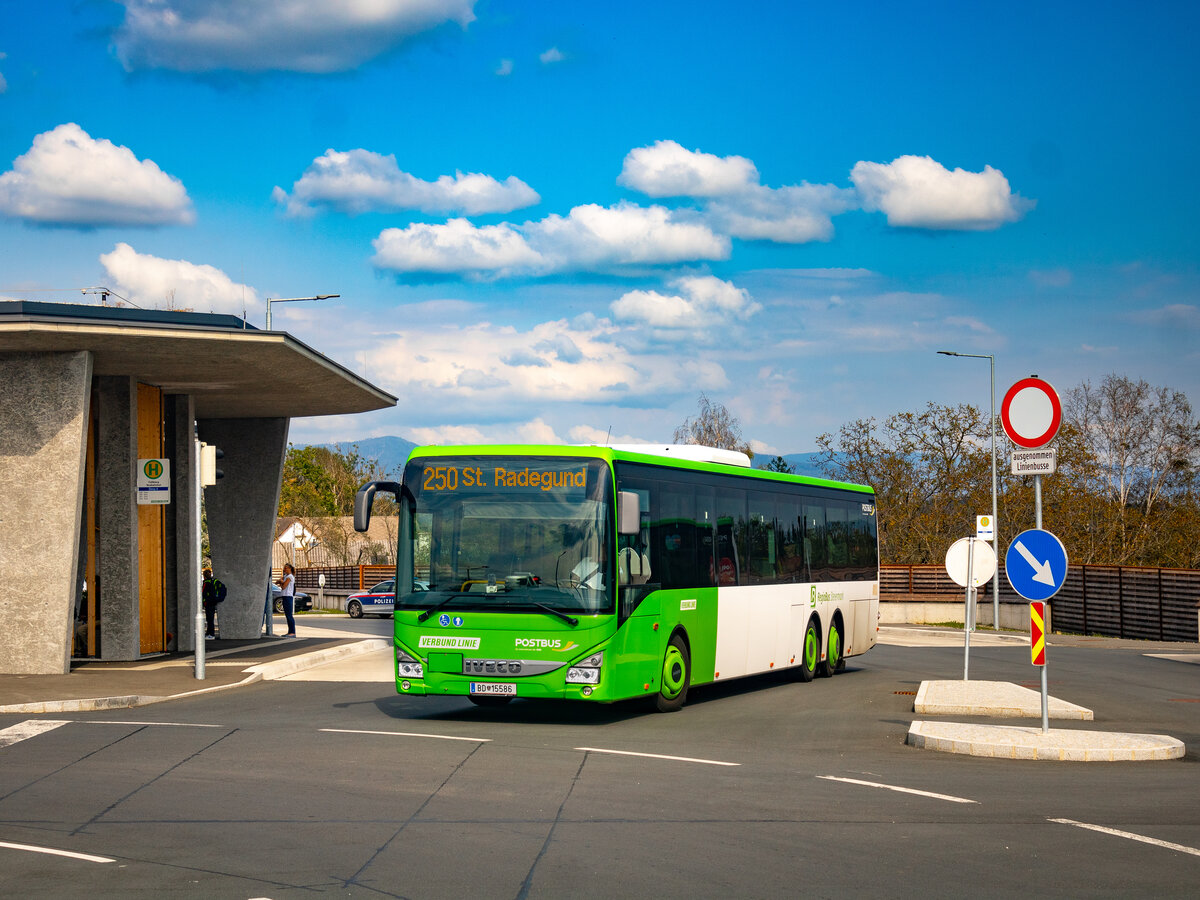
882, 564, 1199, 642
289, 565, 396, 592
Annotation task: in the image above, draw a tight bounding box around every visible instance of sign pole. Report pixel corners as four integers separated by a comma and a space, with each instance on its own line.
193, 435, 206, 680
1030, 601, 1049, 733
963, 542, 974, 680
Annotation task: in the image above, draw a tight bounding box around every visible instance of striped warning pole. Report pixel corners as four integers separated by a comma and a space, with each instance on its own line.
1031, 601, 1048, 732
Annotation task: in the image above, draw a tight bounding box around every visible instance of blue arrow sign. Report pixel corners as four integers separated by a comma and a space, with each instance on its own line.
1005, 529, 1069, 601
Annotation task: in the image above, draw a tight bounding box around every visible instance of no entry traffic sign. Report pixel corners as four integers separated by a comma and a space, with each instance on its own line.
1001, 377, 1062, 449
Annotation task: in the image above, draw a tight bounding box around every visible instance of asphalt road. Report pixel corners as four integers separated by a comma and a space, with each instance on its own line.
2, 617, 1197, 898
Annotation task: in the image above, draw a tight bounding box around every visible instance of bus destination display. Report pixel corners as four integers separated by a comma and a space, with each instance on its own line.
421, 463, 588, 493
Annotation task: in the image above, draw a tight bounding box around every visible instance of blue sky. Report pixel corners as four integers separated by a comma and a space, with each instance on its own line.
2, 1, 1197, 454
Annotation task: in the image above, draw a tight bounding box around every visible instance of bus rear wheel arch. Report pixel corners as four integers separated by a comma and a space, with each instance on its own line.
796, 616, 820, 682
818, 614, 844, 678
655, 632, 691, 713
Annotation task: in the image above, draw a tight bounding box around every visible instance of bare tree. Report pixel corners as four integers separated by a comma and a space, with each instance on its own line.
673, 393, 754, 459
1066, 374, 1200, 561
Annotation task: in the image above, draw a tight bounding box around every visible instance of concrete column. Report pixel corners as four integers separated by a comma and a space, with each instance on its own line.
170, 395, 198, 651
96, 375, 139, 660
0, 351, 92, 675
198, 418, 289, 639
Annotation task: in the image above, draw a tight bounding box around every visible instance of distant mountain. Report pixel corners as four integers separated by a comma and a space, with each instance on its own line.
754, 452, 828, 478
315, 435, 417, 476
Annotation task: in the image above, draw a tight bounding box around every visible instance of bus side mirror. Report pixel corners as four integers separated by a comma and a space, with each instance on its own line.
618, 491, 641, 535
354, 481, 402, 532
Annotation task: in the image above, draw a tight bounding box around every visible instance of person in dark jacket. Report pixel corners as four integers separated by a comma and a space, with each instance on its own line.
202, 567, 227, 639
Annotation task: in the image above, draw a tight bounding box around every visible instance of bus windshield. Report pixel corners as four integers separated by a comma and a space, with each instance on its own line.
400, 456, 614, 617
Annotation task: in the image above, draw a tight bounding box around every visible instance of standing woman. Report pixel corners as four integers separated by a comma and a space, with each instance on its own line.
277, 563, 297, 637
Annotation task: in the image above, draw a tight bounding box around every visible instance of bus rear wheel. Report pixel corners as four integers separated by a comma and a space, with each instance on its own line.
796, 618, 819, 682
818, 618, 843, 678
655, 635, 690, 712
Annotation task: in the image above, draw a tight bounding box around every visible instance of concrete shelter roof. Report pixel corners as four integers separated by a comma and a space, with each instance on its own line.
0, 301, 396, 419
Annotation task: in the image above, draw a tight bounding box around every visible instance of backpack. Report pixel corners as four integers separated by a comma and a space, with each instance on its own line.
206, 578, 227, 603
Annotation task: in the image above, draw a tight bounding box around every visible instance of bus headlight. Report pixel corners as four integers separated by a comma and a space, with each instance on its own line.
396, 648, 423, 679
566, 651, 603, 685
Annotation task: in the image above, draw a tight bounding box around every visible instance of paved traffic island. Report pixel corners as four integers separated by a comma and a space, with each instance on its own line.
914, 679, 1093, 719
907, 720, 1186, 761
906, 679, 1186, 761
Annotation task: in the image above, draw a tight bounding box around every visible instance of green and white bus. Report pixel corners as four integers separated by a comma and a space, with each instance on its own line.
354, 444, 879, 711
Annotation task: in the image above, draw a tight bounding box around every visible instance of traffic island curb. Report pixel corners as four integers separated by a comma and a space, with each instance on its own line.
915, 680, 1093, 719
0, 640, 389, 714
907, 720, 1186, 761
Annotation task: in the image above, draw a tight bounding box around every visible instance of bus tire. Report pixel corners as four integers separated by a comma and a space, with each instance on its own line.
347, 600, 363, 618
796, 617, 819, 682
655, 634, 690, 712
818, 617, 843, 678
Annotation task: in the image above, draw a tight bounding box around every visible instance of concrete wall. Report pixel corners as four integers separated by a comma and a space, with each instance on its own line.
880, 596, 1032, 632
0, 351, 92, 674
95, 376, 140, 660
198, 418, 289, 639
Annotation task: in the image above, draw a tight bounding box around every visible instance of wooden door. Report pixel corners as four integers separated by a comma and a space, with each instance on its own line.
137, 384, 165, 653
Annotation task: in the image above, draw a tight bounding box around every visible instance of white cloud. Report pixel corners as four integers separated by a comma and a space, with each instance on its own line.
527, 202, 729, 269
610, 275, 761, 340
99, 243, 259, 313
619, 140, 853, 243
495, 58, 513, 76
618, 140, 758, 198
372, 202, 728, 276
539, 47, 565, 64
112, 0, 477, 73
372, 218, 545, 275
273, 148, 539, 216
707, 184, 855, 243
851, 155, 1033, 230
0, 123, 194, 227
354, 314, 729, 423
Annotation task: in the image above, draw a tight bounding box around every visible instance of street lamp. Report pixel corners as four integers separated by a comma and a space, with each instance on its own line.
938, 350, 1000, 631
265, 294, 340, 331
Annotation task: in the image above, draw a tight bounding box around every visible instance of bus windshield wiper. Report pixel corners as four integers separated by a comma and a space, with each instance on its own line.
416, 594, 473, 623
530, 602, 579, 627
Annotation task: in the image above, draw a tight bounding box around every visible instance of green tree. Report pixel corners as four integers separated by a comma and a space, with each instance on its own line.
764, 455, 795, 473
279, 444, 395, 565
673, 393, 754, 459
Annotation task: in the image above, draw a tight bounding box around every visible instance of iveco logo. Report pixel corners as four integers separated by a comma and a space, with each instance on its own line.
463, 659, 524, 675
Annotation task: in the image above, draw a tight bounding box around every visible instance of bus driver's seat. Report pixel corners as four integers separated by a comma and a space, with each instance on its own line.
619, 546, 652, 586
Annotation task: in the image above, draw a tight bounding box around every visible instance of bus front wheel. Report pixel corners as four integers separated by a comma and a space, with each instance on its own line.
818, 618, 843, 678
655, 635, 690, 713
796, 618, 819, 682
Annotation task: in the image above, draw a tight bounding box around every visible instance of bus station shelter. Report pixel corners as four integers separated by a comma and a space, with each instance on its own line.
0, 301, 396, 675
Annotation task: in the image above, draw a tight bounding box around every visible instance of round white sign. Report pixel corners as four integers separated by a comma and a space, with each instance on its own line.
1001, 377, 1062, 448
945, 537, 997, 588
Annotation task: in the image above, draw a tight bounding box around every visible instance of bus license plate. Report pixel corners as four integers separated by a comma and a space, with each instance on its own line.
470, 682, 516, 696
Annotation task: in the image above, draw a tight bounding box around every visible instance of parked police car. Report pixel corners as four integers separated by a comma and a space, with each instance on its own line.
345, 579, 427, 617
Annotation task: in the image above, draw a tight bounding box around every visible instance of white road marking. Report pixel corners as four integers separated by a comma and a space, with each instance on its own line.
0, 720, 71, 748
82, 721, 225, 728
576, 747, 740, 767
817, 775, 978, 804
0, 840, 113, 863
1049, 818, 1200, 858
321, 728, 490, 743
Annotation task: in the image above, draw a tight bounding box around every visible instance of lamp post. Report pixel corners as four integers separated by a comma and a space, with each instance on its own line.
265, 294, 340, 331
938, 350, 1000, 631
